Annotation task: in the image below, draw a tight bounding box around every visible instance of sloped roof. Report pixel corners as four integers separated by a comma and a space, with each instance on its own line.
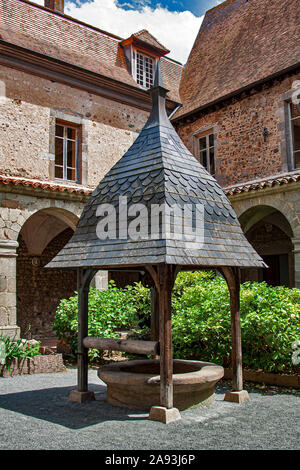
1, 169, 298, 199
175, 0, 300, 119
130, 30, 170, 55
47, 63, 265, 270
0, 173, 91, 195
0, 0, 182, 103
224, 170, 300, 196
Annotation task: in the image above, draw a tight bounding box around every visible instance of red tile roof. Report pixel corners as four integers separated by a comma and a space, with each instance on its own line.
1, 170, 299, 198
0, 174, 91, 195
224, 171, 300, 196
0, 0, 182, 103
175, 0, 300, 119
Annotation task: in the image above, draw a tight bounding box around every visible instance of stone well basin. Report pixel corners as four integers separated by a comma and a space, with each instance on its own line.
98, 359, 224, 411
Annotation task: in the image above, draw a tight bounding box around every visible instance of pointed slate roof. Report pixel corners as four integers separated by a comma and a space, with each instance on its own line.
47, 63, 265, 270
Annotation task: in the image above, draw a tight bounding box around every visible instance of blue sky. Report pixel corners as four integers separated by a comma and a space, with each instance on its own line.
35, 0, 222, 63
68, 1, 219, 17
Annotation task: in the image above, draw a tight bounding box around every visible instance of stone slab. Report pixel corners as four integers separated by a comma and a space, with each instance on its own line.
148, 406, 181, 424
224, 390, 250, 403
68, 390, 95, 403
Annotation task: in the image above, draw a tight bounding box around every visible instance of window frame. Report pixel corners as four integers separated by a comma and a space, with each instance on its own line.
54, 119, 82, 183
133, 49, 155, 89
288, 102, 300, 170
193, 127, 216, 176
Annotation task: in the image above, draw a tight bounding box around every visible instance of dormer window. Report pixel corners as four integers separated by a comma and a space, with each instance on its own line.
135, 51, 155, 89
120, 30, 170, 90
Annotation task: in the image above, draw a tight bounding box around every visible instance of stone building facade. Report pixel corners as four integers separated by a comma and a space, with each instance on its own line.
0, 0, 299, 342
0, 0, 182, 339
173, 0, 300, 289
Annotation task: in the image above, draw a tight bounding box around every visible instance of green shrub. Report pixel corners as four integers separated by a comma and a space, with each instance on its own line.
54, 272, 300, 372
53, 282, 141, 360
172, 273, 300, 373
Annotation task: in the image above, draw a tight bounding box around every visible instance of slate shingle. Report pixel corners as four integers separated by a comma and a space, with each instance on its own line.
47, 63, 266, 271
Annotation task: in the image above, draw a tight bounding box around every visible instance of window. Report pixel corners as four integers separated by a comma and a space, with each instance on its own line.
197, 131, 215, 175
55, 121, 81, 182
290, 103, 300, 169
134, 51, 154, 89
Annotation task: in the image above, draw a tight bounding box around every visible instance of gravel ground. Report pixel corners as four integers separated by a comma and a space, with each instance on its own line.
0, 368, 299, 450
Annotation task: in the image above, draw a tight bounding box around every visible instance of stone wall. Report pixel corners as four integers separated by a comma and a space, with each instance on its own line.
17, 228, 77, 339
175, 72, 300, 187
230, 182, 300, 288
0, 66, 148, 187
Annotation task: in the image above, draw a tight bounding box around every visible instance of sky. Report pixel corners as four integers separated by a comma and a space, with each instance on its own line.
34, 0, 222, 63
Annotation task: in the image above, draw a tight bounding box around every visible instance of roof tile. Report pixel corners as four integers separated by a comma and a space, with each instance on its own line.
175, 0, 300, 118
0, 0, 182, 102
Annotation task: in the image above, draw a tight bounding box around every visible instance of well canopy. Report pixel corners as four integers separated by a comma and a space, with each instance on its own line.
47, 63, 265, 271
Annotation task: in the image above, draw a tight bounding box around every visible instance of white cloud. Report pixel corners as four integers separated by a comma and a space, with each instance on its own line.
35, 0, 202, 63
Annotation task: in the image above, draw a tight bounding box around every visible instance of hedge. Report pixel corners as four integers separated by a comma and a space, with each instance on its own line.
53, 272, 300, 372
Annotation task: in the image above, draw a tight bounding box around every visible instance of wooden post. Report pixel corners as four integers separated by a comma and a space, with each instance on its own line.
147, 264, 181, 422
158, 264, 174, 409
221, 267, 249, 403
78, 269, 89, 392
69, 268, 95, 403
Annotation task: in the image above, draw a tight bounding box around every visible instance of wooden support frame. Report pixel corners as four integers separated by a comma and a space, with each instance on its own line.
220, 267, 248, 400
158, 264, 175, 409
69, 268, 96, 403
146, 264, 178, 410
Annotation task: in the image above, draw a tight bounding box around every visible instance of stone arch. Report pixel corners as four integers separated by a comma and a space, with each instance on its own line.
236, 203, 294, 287
238, 204, 294, 238
234, 195, 299, 238
16, 206, 80, 340
19, 207, 78, 255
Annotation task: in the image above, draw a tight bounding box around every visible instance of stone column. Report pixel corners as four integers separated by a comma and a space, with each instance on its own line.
0, 240, 20, 339
292, 238, 300, 288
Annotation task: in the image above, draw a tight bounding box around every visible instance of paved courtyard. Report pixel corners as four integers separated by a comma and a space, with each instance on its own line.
0, 368, 299, 450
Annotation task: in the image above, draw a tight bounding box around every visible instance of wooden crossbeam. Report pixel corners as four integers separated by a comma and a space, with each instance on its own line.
83, 337, 160, 356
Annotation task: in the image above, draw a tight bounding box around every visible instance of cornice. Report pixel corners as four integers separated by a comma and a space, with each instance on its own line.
0, 40, 180, 112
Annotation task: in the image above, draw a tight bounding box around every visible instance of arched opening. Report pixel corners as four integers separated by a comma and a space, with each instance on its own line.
239, 205, 294, 287
16, 209, 78, 340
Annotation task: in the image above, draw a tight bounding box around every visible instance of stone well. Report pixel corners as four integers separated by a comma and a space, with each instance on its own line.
98, 359, 224, 410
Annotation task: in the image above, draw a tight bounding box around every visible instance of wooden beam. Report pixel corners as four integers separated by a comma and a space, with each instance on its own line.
220, 267, 243, 391
145, 264, 159, 290
83, 337, 159, 356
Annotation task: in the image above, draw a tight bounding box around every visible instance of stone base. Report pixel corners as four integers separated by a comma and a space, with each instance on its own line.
224, 390, 250, 403
148, 406, 181, 424
68, 390, 95, 403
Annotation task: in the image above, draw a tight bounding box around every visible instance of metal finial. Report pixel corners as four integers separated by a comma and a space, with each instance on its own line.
144, 60, 171, 129
153, 60, 165, 89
